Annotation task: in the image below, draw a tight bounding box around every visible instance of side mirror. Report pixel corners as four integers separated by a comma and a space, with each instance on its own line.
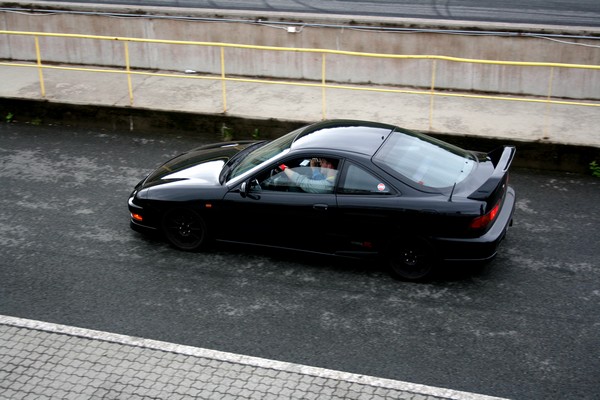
240, 179, 260, 199
240, 181, 249, 198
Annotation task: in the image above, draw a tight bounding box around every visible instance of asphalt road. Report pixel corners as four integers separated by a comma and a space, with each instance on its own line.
1, 122, 599, 399
22, 0, 600, 28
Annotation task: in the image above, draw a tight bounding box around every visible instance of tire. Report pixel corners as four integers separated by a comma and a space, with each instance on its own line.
386, 237, 436, 281
162, 208, 207, 251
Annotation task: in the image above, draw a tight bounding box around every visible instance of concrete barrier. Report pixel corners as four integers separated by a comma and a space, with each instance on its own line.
1, 2, 600, 99
2, 98, 598, 174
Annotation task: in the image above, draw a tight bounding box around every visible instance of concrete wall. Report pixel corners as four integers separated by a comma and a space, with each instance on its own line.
1, 4, 600, 99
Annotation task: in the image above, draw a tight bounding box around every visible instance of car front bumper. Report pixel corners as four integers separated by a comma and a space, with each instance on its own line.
128, 196, 158, 234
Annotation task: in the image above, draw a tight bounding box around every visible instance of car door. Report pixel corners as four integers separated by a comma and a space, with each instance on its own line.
332, 161, 400, 255
220, 156, 339, 253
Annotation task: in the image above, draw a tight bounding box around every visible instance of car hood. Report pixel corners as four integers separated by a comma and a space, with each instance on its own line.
141, 141, 258, 189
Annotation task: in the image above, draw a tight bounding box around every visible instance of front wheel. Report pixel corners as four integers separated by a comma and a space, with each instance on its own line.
162, 208, 207, 251
386, 238, 436, 281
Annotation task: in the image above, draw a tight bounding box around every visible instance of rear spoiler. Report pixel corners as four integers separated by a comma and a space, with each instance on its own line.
468, 146, 516, 200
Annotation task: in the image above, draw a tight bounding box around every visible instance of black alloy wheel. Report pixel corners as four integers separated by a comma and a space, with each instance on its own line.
387, 238, 436, 281
162, 208, 207, 251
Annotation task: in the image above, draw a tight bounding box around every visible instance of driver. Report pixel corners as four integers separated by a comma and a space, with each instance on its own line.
281, 158, 337, 193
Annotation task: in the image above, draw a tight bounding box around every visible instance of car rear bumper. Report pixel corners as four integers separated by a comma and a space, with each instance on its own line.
432, 187, 516, 262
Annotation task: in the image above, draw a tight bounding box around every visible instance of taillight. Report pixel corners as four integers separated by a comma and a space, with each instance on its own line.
470, 202, 500, 230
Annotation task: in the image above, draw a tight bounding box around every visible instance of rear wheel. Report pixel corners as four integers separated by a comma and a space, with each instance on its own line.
162, 208, 207, 251
386, 238, 436, 281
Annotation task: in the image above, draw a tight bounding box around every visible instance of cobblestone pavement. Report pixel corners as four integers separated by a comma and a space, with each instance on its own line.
0, 316, 508, 400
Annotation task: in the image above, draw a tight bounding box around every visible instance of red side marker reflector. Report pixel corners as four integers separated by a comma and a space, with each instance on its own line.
131, 213, 143, 222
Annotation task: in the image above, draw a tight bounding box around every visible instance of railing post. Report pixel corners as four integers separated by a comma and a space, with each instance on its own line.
123, 41, 134, 106
220, 47, 227, 113
322, 53, 327, 120
34, 36, 46, 98
544, 66, 555, 139
429, 59, 437, 132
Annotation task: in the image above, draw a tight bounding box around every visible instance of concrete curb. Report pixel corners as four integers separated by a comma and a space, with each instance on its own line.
0, 315, 509, 400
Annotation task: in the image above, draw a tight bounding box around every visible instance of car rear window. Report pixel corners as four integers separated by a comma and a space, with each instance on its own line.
373, 129, 476, 188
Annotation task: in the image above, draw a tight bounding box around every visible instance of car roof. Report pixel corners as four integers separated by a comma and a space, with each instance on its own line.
291, 120, 396, 156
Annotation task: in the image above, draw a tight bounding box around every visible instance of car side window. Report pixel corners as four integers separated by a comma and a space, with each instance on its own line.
251, 156, 339, 194
339, 163, 393, 195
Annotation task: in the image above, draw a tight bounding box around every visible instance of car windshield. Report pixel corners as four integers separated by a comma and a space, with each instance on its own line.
228, 126, 302, 180
374, 129, 476, 189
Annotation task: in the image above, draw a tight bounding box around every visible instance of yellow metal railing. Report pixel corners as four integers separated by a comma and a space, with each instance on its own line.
1, 29, 600, 128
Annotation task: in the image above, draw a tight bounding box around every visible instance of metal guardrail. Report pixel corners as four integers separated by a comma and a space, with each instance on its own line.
1, 30, 600, 129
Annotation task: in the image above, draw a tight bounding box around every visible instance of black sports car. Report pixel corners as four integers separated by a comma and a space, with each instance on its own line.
128, 120, 516, 280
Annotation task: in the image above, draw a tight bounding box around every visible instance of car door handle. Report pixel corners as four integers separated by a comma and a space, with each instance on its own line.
313, 203, 328, 211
